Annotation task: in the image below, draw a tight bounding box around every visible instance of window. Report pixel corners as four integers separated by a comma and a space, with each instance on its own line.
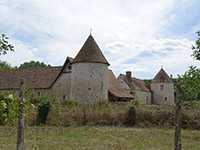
145, 96, 148, 104
160, 76, 165, 82
145, 96, 148, 101
63, 95, 66, 100
38, 92, 41, 97
101, 82, 103, 91
160, 85, 164, 91
68, 65, 72, 70
164, 97, 168, 101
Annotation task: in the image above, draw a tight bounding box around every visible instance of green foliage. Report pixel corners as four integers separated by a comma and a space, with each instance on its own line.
60, 99, 78, 106
182, 100, 200, 109
0, 93, 26, 123
191, 30, 200, 61
29, 97, 56, 105
144, 79, 151, 85
177, 66, 200, 101
18, 60, 51, 69
0, 60, 12, 70
128, 99, 142, 107
0, 34, 14, 55
30, 97, 56, 125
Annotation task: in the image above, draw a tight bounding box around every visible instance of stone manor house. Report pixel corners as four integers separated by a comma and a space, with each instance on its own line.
0, 35, 174, 105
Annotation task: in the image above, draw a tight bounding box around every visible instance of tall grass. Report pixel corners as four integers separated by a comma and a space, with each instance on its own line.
23, 102, 200, 129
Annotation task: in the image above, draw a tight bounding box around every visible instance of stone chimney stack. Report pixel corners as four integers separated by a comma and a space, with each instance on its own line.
126, 71, 132, 79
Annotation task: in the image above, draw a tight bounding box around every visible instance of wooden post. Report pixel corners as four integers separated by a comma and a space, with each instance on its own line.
174, 84, 181, 150
17, 79, 25, 150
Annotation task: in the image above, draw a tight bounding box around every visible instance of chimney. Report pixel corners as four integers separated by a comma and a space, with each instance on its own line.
170, 74, 173, 79
126, 71, 132, 79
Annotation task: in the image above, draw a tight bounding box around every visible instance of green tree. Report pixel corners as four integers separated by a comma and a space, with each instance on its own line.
177, 66, 200, 101
0, 60, 12, 70
0, 34, 14, 55
18, 60, 51, 69
191, 30, 200, 61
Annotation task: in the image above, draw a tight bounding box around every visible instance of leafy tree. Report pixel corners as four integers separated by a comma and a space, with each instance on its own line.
18, 60, 51, 69
191, 30, 200, 61
177, 66, 200, 101
0, 34, 14, 55
0, 60, 12, 70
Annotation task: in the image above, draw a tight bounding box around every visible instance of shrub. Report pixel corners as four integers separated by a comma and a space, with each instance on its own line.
30, 97, 54, 125
60, 99, 77, 106
123, 106, 136, 127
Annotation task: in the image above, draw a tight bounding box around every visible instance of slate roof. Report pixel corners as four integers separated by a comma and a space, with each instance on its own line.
119, 74, 151, 92
108, 70, 134, 98
151, 68, 173, 83
72, 35, 110, 65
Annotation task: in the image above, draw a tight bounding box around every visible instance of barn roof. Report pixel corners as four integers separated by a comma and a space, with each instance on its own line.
72, 35, 110, 65
151, 68, 173, 83
0, 62, 132, 99
108, 70, 134, 98
119, 74, 151, 92
0, 67, 62, 90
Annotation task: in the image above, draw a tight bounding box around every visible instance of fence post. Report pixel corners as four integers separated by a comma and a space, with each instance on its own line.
17, 79, 25, 150
174, 84, 181, 150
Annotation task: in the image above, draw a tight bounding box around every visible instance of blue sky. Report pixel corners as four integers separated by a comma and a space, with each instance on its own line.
0, 0, 200, 79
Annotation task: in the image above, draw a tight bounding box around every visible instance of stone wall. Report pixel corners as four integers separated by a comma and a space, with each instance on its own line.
150, 83, 174, 105
70, 62, 108, 104
134, 90, 152, 104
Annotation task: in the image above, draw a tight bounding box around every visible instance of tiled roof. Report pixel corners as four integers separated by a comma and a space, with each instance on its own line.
72, 35, 110, 65
0, 67, 62, 90
151, 68, 173, 83
108, 70, 134, 98
119, 74, 151, 92
0, 63, 132, 99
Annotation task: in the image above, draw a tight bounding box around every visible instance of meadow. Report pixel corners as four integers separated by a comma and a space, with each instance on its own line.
0, 126, 200, 150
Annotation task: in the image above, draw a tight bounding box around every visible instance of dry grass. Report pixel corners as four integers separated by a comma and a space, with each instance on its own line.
22, 103, 200, 129
0, 126, 200, 150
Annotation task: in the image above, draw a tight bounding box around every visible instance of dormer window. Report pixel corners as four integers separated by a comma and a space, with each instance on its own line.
68, 65, 72, 70
63, 64, 72, 73
160, 76, 165, 82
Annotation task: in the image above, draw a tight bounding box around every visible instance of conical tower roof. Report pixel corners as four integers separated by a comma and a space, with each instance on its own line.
151, 68, 173, 83
72, 35, 110, 65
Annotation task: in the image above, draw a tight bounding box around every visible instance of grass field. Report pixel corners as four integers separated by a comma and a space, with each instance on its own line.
0, 126, 200, 150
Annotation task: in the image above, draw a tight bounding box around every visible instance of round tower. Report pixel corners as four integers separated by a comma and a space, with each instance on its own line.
70, 35, 109, 104
150, 68, 174, 105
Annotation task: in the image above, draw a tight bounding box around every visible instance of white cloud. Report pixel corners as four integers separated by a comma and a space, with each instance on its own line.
0, 0, 200, 78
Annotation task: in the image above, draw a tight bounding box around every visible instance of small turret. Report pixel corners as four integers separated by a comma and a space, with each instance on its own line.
150, 68, 174, 105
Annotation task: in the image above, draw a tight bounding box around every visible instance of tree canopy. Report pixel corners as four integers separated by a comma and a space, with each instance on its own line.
0, 60, 12, 70
19, 61, 51, 69
177, 66, 200, 101
0, 34, 14, 55
191, 30, 200, 61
